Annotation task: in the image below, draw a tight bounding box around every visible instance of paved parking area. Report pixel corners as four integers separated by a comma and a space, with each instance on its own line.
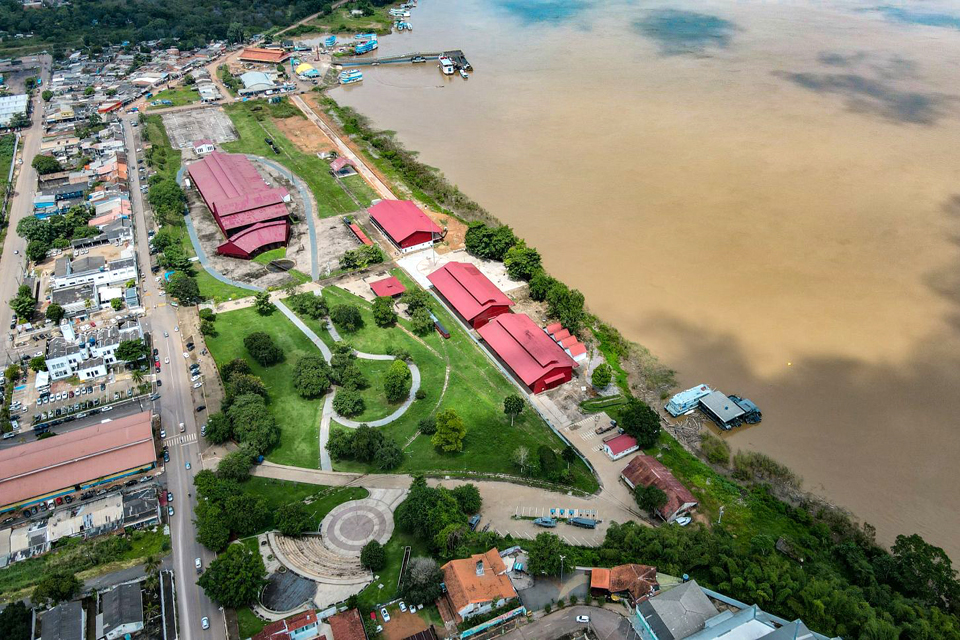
161, 108, 237, 149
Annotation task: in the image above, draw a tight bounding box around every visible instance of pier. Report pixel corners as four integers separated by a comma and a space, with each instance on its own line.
337, 49, 472, 70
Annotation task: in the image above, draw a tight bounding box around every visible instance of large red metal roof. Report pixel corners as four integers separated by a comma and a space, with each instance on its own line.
369, 200, 442, 245
0, 412, 155, 508
427, 262, 514, 323
622, 454, 697, 520
218, 220, 289, 258
605, 433, 638, 456
239, 47, 290, 63
370, 276, 406, 297
477, 314, 576, 386
188, 152, 289, 232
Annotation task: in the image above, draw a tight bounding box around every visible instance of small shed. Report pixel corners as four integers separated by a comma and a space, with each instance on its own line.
603, 433, 639, 461
330, 156, 357, 177
369, 276, 406, 298
192, 139, 215, 155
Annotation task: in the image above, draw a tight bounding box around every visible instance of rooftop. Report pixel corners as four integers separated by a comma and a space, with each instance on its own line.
370, 276, 406, 297
639, 580, 719, 640
604, 433, 638, 456
40, 600, 84, 640
441, 548, 517, 614
477, 314, 576, 386
101, 582, 143, 635
590, 564, 658, 601
621, 454, 697, 520
369, 200, 442, 245
327, 608, 366, 640
427, 262, 514, 323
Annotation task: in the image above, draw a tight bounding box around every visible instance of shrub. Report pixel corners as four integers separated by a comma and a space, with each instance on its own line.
700, 432, 731, 466
418, 416, 436, 435
360, 540, 386, 571
333, 388, 365, 417
330, 304, 364, 332
286, 292, 327, 319
415, 388, 426, 400
591, 364, 612, 389
243, 331, 283, 366
383, 360, 412, 402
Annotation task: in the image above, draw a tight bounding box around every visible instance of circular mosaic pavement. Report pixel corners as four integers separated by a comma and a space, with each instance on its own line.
320, 499, 394, 557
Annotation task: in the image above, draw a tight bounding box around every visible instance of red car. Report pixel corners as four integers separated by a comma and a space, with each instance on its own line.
155, 360, 161, 368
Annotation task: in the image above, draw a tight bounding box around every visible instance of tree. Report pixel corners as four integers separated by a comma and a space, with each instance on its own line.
32, 570, 81, 604
333, 388, 364, 417
254, 291, 275, 315
891, 534, 958, 609
383, 359, 412, 402
330, 304, 364, 332
221, 358, 251, 380
293, 355, 331, 399
204, 411, 232, 444
28, 356, 46, 372
9, 112, 29, 130
286, 292, 327, 318
199, 308, 216, 321
26, 240, 50, 263
200, 319, 218, 337
198, 543, 266, 608
620, 398, 661, 448
372, 295, 398, 327
195, 501, 231, 551
431, 408, 466, 453
511, 445, 529, 473
111, 297, 123, 311
635, 485, 668, 516
528, 532, 565, 576
561, 446, 577, 464
116, 338, 148, 362
276, 502, 312, 536
228, 394, 280, 454
401, 288, 431, 314
400, 556, 443, 606
9, 285, 35, 320
591, 364, 612, 389
464, 222, 517, 260
339, 245, 384, 270
244, 331, 283, 366
166, 272, 201, 304
0, 601, 31, 640
41, 89, 53, 102
503, 394, 523, 426
217, 446, 255, 482
159, 243, 191, 271
31, 155, 62, 175
410, 306, 434, 336
418, 415, 436, 435
545, 282, 585, 334
528, 271, 557, 301
376, 440, 404, 470
45, 303, 65, 324
225, 494, 269, 536
226, 373, 268, 401
504, 244, 542, 281
360, 540, 386, 571
451, 484, 482, 515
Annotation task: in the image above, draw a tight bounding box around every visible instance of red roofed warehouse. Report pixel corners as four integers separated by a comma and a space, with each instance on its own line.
0, 412, 156, 513
603, 433, 639, 461
621, 454, 698, 522
327, 608, 366, 640
427, 262, 514, 329
477, 313, 576, 393
441, 548, 518, 622
368, 200, 443, 253
240, 47, 291, 64
188, 151, 291, 259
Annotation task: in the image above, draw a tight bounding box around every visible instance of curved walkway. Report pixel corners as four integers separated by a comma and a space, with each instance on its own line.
274, 298, 421, 471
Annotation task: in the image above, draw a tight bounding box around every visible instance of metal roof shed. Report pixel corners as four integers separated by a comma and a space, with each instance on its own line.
699, 391, 745, 429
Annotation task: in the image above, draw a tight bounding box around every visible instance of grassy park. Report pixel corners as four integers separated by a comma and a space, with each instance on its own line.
147, 86, 200, 109
221, 100, 369, 217
239, 477, 368, 534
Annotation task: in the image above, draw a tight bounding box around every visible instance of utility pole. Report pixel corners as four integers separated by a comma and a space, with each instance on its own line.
559, 554, 566, 583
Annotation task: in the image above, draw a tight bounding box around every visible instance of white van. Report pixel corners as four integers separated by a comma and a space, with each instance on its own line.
195, 557, 202, 573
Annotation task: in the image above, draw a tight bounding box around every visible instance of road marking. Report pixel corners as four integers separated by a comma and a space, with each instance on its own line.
164, 433, 198, 446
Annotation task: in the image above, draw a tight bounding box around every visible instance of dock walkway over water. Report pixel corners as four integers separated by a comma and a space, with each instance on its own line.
337, 49, 472, 69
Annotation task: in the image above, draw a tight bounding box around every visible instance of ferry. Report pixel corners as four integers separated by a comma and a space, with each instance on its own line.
438, 55, 455, 75
389, 8, 410, 17
338, 70, 363, 85
665, 384, 713, 417
394, 20, 413, 31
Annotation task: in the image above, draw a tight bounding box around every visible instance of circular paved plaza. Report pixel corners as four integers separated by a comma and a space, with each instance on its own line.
321, 498, 395, 557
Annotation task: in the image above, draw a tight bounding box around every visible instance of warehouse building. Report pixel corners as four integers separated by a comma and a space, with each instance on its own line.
427, 261, 514, 329
368, 200, 443, 253
477, 313, 576, 393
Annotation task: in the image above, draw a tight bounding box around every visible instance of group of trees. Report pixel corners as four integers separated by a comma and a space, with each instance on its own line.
16, 206, 99, 263
194, 466, 268, 551
254, 291, 275, 315
199, 307, 218, 337
400, 287, 435, 336
394, 477, 486, 559
8, 284, 34, 321
244, 331, 284, 366
340, 244, 385, 270
31, 154, 62, 175
372, 295, 398, 328
330, 304, 364, 333
328, 343, 368, 416
619, 397, 661, 448
198, 543, 266, 608
146, 175, 186, 227
203, 360, 279, 456
327, 424, 403, 470
0, 601, 31, 640
285, 291, 327, 319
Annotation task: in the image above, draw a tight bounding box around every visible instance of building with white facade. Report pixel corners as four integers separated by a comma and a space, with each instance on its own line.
45, 319, 143, 380
52, 253, 137, 290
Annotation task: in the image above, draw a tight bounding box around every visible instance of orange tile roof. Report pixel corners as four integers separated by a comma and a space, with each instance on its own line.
590, 564, 658, 601
441, 548, 517, 614
239, 47, 290, 63
328, 609, 365, 640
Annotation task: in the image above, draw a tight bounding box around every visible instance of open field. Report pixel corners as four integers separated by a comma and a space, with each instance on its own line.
310, 5, 395, 36
352, 358, 402, 422
239, 477, 368, 532
355, 530, 430, 611
203, 307, 324, 468
147, 86, 200, 109
221, 100, 363, 217
0, 134, 15, 188
193, 270, 255, 304
296, 273, 598, 492
142, 114, 182, 180
253, 247, 286, 265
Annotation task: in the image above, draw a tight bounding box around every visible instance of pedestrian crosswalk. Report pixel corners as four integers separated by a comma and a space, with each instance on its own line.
577, 430, 597, 441
163, 433, 197, 446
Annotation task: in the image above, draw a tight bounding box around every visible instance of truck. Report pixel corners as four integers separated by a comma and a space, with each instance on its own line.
568, 517, 598, 529
595, 419, 617, 435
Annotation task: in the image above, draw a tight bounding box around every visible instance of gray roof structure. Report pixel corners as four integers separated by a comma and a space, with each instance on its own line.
101, 582, 143, 637
699, 391, 745, 425
51, 282, 95, 306
40, 600, 84, 640
637, 580, 719, 640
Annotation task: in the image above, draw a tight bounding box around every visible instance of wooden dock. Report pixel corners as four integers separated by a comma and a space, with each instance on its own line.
337, 49, 472, 70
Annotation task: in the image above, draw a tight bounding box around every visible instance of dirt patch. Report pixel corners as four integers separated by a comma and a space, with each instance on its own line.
382, 611, 428, 640
274, 116, 336, 155
424, 208, 467, 254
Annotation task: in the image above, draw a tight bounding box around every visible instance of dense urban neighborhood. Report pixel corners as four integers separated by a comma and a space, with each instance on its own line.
0, 3, 958, 640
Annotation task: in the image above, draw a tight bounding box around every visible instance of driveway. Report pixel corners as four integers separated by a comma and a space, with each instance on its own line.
501, 606, 638, 640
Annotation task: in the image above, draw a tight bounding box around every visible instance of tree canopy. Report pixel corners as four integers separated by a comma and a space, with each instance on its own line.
372, 295, 398, 327
31, 155, 62, 175
198, 543, 266, 608
276, 502, 312, 537
360, 540, 386, 571
166, 272, 201, 305
620, 398, 661, 448
115, 338, 148, 362
330, 304, 364, 333
244, 331, 283, 366
293, 355, 332, 399
465, 222, 518, 260
431, 408, 466, 453
383, 359, 411, 402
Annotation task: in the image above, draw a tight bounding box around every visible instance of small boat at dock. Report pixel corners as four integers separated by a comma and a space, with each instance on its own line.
459, 69, 469, 79
438, 55, 455, 75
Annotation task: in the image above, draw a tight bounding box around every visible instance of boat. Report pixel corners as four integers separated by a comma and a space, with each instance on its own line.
411, 55, 426, 63
438, 55, 455, 75
338, 70, 363, 85
459, 69, 469, 79
533, 517, 557, 528
394, 20, 413, 31
729, 395, 762, 424
664, 384, 713, 417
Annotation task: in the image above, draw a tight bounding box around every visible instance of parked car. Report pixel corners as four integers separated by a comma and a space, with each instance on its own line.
399, 602, 407, 613
163, 452, 170, 462
576, 615, 590, 624
159, 429, 166, 438
192, 382, 203, 389
185, 462, 191, 470
168, 492, 174, 502
196, 405, 206, 412
201, 617, 209, 630
157, 380, 162, 387
381, 608, 390, 623
167, 506, 174, 516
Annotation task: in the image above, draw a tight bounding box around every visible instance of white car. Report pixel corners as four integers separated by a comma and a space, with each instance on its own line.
179, 422, 185, 433
163, 331, 168, 337
201, 617, 209, 630
164, 357, 169, 364
159, 429, 166, 438
193, 382, 203, 389
576, 615, 590, 623
174, 326, 179, 332
399, 602, 407, 613
381, 608, 390, 623
674, 516, 692, 526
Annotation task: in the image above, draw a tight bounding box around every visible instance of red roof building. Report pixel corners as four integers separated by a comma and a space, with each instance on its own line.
240, 47, 291, 64
370, 276, 406, 298
0, 412, 156, 512
477, 314, 576, 393
427, 262, 514, 329
253, 610, 321, 640
330, 157, 356, 177
441, 548, 517, 622
590, 564, 658, 603
349, 223, 373, 246
327, 608, 366, 640
546, 322, 563, 335
188, 151, 291, 259
603, 433, 639, 461
368, 200, 442, 253
621, 454, 698, 522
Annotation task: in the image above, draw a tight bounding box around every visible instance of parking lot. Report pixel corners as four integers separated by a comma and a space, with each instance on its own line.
161, 108, 237, 149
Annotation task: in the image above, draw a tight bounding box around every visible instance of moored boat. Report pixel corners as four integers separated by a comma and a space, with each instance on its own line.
438, 55, 455, 75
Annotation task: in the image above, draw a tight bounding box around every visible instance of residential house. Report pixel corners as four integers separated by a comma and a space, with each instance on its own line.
45, 319, 144, 380
590, 564, 659, 604
441, 548, 518, 622
52, 254, 137, 290
603, 433, 639, 461
621, 455, 698, 523
41, 600, 86, 640
98, 582, 144, 640
326, 608, 366, 640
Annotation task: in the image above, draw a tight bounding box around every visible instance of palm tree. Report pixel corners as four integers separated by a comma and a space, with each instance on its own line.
131, 369, 144, 385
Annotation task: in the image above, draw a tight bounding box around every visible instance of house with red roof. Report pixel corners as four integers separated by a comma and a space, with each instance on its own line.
239, 47, 291, 64
440, 548, 518, 622
330, 156, 356, 177
187, 151, 291, 259
427, 262, 514, 329
327, 608, 366, 640
369, 276, 406, 298
477, 313, 576, 393
603, 433, 639, 461
368, 200, 443, 253
590, 564, 658, 604
621, 454, 698, 522
252, 610, 321, 640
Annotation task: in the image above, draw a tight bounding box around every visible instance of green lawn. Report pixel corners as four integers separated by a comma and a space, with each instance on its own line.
238, 477, 368, 532
310, 5, 395, 35
221, 100, 363, 218
236, 606, 268, 639
352, 358, 403, 422
0, 134, 15, 188
355, 531, 431, 611
253, 247, 286, 265
291, 274, 598, 493
141, 114, 182, 181
340, 174, 378, 208
204, 307, 325, 468
193, 270, 256, 304
147, 86, 200, 109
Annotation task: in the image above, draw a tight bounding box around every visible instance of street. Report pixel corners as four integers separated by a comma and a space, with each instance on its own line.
500, 606, 637, 640
122, 113, 225, 640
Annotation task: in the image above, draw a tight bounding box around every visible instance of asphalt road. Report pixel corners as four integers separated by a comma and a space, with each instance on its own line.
123, 114, 224, 640
500, 606, 639, 640
0, 57, 51, 363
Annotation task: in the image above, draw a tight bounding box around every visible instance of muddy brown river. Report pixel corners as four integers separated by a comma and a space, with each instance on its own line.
333, 0, 960, 557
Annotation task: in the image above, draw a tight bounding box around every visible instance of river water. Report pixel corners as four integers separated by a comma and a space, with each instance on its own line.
333, 0, 960, 557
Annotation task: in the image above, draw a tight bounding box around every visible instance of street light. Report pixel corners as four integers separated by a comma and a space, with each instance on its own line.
559, 554, 566, 583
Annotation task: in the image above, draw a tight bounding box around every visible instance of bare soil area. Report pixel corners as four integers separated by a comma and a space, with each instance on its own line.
424, 208, 467, 254
382, 611, 429, 640
274, 116, 336, 155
